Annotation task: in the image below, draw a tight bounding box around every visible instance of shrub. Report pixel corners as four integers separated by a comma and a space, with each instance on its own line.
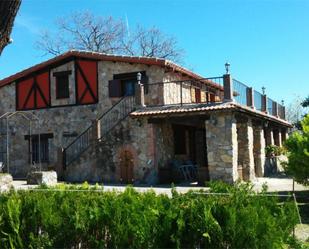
265, 145, 287, 157
0, 182, 298, 249
284, 114, 309, 185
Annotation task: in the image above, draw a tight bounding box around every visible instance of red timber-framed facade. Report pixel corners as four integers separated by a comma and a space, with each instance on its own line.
15, 57, 99, 111
0, 50, 291, 184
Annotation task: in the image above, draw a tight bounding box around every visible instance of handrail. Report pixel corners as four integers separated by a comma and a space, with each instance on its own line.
63, 95, 136, 167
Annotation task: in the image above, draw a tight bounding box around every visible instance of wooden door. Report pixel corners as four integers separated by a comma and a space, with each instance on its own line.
120, 150, 134, 184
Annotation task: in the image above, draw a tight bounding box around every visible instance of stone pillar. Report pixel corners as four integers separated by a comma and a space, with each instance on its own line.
223, 74, 233, 102
236, 116, 255, 181
281, 128, 287, 143
253, 122, 265, 177
205, 113, 238, 183
246, 87, 254, 108
265, 127, 274, 146
273, 128, 282, 147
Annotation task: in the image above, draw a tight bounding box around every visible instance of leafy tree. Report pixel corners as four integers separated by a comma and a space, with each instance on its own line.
284, 114, 309, 185
36, 11, 184, 63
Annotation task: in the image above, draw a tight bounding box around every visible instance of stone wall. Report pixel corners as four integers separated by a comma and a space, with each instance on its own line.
236, 115, 255, 181
205, 112, 238, 183
253, 122, 265, 177
65, 117, 159, 184
0, 59, 194, 181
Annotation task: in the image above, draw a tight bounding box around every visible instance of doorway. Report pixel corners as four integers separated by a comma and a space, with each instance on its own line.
119, 149, 134, 184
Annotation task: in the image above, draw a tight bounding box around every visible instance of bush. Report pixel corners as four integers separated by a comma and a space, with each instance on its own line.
0, 182, 298, 249
284, 114, 309, 185
265, 145, 287, 157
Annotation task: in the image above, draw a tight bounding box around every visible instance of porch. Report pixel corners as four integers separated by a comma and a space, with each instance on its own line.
131, 101, 291, 184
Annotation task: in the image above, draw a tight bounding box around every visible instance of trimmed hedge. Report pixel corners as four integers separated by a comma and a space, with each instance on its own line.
0, 182, 297, 249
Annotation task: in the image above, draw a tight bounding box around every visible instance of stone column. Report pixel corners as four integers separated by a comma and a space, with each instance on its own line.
265, 127, 274, 146
281, 128, 288, 143
236, 116, 255, 181
205, 113, 238, 183
253, 122, 265, 177
273, 128, 282, 147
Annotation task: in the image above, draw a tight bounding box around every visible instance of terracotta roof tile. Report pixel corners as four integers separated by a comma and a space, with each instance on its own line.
0, 50, 222, 90
130, 102, 292, 127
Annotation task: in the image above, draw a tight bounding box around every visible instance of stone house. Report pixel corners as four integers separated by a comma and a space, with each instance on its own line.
0, 50, 291, 184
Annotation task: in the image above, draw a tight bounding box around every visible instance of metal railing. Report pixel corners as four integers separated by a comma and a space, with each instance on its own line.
63, 125, 94, 167
233, 79, 248, 106
254, 90, 263, 111
146, 77, 224, 106
278, 103, 285, 119
63, 96, 136, 167
267, 98, 274, 116
99, 95, 135, 138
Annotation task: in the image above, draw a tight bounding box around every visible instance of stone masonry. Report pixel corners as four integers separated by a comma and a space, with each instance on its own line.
236, 115, 255, 181
205, 112, 238, 183
253, 121, 265, 177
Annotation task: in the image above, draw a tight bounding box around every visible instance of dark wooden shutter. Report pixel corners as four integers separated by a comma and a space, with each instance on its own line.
141, 75, 149, 94
109, 79, 122, 97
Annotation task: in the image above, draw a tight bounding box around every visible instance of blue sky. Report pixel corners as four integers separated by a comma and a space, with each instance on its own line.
1, 0, 308, 105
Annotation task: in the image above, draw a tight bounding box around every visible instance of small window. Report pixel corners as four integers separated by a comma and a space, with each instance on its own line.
122, 79, 136, 96
54, 71, 71, 99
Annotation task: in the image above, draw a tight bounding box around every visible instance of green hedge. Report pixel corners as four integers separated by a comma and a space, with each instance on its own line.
0, 182, 297, 249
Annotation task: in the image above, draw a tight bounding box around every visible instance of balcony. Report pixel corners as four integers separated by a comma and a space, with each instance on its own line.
138, 75, 286, 120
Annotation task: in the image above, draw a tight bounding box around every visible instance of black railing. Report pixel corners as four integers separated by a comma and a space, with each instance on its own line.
99, 95, 135, 138
63, 95, 136, 167
146, 77, 224, 106
63, 125, 94, 167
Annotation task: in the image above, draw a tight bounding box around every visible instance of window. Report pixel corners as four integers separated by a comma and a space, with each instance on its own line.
25, 134, 53, 163
109, 71, 148, 98
54, 71, 71, 99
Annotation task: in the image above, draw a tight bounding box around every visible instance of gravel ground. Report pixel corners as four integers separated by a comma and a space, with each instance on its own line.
11, 176, 308, 194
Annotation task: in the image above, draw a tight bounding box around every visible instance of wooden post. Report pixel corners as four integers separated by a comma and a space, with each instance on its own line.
223, 74, 233, 102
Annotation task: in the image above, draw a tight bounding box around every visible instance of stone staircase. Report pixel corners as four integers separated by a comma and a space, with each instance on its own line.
63, 96, 136, 168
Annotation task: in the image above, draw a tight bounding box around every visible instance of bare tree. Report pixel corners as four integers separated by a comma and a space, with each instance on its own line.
36, 11, 184, 63
286, 95, 309, 129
